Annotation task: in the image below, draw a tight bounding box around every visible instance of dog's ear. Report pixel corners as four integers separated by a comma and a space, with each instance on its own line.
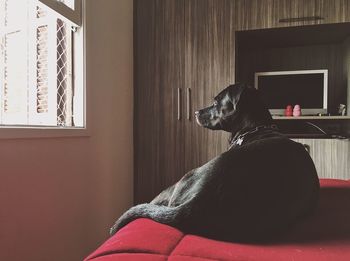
232, 84, 273, 121
227, 83, 251, 110
239, 85, 265, 108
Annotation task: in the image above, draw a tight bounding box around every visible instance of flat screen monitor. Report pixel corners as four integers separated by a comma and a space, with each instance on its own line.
254, 70, 328, 115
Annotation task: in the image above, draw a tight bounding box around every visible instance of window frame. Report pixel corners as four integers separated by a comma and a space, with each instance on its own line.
38, 0, 82, 26
0, 0, 88, 139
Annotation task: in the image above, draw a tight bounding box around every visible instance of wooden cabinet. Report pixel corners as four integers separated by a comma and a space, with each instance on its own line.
156, 0, 186, 198
322, 0, 350, 24
234, 0, 277, 30
294, 139, 350, 179
134, 0, 158, 203
135, 0, 235, 203
234, 0, 350, 30
134, 0, 185, 203
183, 0, 233, 172
274, 0, 350, 26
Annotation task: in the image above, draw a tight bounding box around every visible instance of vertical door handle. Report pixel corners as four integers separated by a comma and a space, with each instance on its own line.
186, 88, 191, 120
177, 88, 181, 120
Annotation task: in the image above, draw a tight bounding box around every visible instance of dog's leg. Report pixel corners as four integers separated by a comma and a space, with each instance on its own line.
151, 169, 197, 206
150, 184, 176, 206
109, 203, 190, 235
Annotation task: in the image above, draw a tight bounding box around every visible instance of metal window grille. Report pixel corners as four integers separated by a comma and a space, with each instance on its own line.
0, 0, 79, 127
57, 18, 73, 126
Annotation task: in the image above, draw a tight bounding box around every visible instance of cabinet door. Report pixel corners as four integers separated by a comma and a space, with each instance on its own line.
234, 0, 276, 30
272, 0, 350, 28
322, 0, 350, 23
234, 0, 350, 31
157, 0, 186, 194
184, 0, 233, 172
294, 139, 350, 179
134, 0, 185, 203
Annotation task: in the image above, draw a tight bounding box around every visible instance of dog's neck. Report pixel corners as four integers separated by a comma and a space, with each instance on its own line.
229, 124, 277, 148
229, 110, 274, 147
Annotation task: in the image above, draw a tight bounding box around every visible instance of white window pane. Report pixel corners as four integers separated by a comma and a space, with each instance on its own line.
4, 0, 27, 28
3, 31, 28, 124
0, 0, 82, 127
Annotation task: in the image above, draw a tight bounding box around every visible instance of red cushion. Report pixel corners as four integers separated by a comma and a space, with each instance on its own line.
85, 179, 350, 261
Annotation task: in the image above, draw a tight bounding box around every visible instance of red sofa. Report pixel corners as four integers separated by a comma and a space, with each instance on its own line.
85, 179, 350, 261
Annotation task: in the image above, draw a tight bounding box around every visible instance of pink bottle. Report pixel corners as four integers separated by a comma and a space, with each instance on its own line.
285, 105, 293, 116
293, 104, 301, 117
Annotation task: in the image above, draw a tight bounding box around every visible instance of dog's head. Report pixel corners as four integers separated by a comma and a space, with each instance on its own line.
195, 83, 272, 133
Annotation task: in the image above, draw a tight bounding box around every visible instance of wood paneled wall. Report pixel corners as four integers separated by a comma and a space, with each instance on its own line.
234, 0, 350, 31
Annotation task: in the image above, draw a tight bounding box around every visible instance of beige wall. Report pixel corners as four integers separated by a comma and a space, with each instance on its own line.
0, 0, 134, 260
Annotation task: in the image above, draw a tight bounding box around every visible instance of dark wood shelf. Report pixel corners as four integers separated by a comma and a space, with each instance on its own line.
273, 116, 350, 120
236, 22, 350, 50
285, 134, 346, 139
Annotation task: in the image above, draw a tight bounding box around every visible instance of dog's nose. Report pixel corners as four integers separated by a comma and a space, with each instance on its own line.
195, 111, 200, 116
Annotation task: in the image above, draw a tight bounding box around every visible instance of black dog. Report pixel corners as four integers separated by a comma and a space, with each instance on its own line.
110, 83, 319, 242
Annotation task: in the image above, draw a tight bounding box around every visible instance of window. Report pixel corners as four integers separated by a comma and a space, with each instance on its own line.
0, 0, 84, 128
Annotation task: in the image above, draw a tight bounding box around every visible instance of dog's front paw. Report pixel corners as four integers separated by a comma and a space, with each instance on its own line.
109, 204, 153, 236
109, 222, 119, 235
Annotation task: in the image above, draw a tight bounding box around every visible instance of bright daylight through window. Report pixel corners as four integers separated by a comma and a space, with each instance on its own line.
0, 0, 83, 128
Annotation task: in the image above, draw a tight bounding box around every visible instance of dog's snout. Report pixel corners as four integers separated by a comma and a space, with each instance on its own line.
195, 111, 200, 116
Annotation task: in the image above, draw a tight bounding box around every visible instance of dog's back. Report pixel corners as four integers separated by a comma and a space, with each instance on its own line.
208, 134, 319, 241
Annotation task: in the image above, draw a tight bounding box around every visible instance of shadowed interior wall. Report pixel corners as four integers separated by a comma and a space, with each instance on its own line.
0, 0, 133, 260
